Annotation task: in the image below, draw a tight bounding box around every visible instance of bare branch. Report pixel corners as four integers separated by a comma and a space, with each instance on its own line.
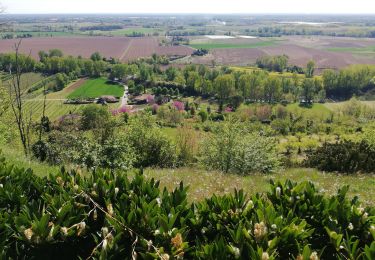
8, 39, 33, 156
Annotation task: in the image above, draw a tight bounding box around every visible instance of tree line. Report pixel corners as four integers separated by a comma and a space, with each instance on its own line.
1, 49, 374, 106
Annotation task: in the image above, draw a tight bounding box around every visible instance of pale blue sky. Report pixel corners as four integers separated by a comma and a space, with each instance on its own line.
1, 0, 375, 14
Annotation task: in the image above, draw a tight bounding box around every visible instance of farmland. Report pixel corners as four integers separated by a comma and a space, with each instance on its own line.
189, 39, 277, 50
0, 37, 193, 62
185, 36, 375, 69
67, 78, 124, 99
87, 27, 165, 36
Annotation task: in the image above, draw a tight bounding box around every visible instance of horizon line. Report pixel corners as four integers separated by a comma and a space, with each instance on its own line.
2, 12, 375, 16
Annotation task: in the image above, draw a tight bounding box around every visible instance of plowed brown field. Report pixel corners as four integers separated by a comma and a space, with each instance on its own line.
187, 36, 375, 70
0, 37, 193, 61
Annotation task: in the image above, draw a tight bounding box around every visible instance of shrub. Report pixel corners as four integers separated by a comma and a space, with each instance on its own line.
200, 121, 279, 174
176, 126, 199, 166
306, 140, 375, 173
127, 113, 177, 168
209, 113, 225, 121
157, 106, 184, 126
274, 104, 288, 119
256, 105, 272, 121
0, 156, 373, 259
31, 131, 80, 165
198, 110, 208, 122
173, 101, 185, 111
81, 105, 110, 130
271, 119, 290, 135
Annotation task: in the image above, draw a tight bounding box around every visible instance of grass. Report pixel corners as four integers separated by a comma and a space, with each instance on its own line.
143, 167, 375, 206
80, 27, 163, 36
24, 100, 85, 120
189, 40, 277, 50
24, 100, 119, 121
22, 77, 121, 121
2, 145, 373, 206
1, 146, 60, 178
326, 45, 375, 55
0, 31, 81, 38
109, 27, 163, 36
287, 103, 333, 118
325, 100, 375, 111
2, 72, 45, 92
67, 78, 124, 99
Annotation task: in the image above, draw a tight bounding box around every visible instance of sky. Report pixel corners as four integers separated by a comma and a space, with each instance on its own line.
1, 0, 375, 14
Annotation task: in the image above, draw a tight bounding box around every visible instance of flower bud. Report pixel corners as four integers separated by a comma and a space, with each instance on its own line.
275, 187, 281, 198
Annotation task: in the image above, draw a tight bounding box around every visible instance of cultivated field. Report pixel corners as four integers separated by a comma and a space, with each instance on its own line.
186, 36, 375, 70
21, 75, 122, 120
0, 36, 193, 62
67, 78, 124, 99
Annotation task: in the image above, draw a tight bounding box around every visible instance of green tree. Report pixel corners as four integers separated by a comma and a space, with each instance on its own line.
48, 49, 63, 57
200, 120, 279, 174
139, 64, 150, 82
92, 61, 106, 77
55, 73, 69, 91
301, 78, 316, 103
214, 74, 235, 111
166, 66, 178, 81
238, 74, 251, 99
186, 71, 200, 93
38, 50, 48, 62
110, 64, 127, 80
291, 73, 301, 102
99, 137, 135, 172
305, 60, 315, 78
127, 113, 177, 168
81, 105, 110, 131
263, 76, 281, 103
90, 52, 102, 61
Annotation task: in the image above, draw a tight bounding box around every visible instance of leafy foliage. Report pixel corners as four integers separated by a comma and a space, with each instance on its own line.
126, 113, 177, 168
200, 120, 280, 174
306, 140, 375, 173
0, 155, 374, 259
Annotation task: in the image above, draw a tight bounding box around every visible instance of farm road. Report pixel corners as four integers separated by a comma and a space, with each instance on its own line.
119, 39, 134, 61
120, 84, 128, 108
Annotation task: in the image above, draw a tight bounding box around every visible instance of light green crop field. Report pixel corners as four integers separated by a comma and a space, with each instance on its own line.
81, 27, 163, 36
67, 78, 124, 99
24, 100, 84, 120
326, 45, 375, 55
2, 72, 45, 92
109, 27, 163, 35
0, 31, 82, 38
24, 99, 119, 121
189, 40, 277, 50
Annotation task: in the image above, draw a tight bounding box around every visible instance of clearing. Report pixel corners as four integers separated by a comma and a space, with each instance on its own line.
3, 145, 374, 207
144, 167, 375, 206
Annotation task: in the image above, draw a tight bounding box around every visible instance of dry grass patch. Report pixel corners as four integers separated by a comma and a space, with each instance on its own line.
143, 167, 375, 206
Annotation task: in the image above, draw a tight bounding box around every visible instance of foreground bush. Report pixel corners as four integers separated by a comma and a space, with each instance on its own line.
0, 157, 374, 259
200, 121, 280, 174
306, 140, 375, 173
